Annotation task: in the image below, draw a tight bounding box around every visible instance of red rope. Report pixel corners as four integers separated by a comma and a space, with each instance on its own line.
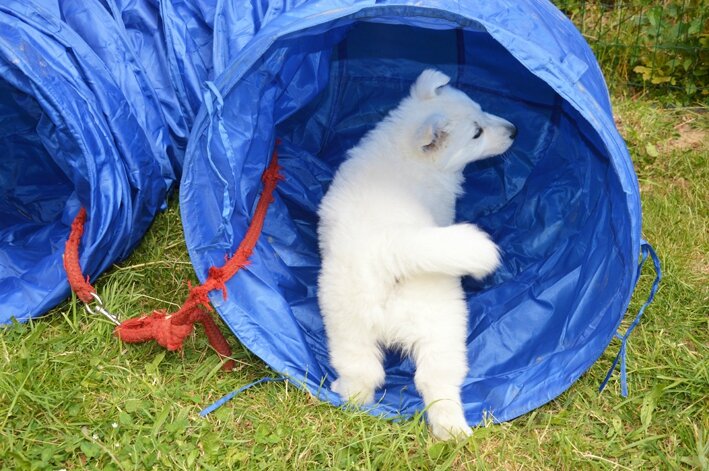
64, 207, 96, 304
65, 142, 284, 372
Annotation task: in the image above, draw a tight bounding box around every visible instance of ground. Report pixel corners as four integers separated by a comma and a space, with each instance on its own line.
0, 95, 707, 470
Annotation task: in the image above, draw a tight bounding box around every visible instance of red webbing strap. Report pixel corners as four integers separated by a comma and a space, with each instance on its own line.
64, 207, 96, 304
114, 143, 284, 371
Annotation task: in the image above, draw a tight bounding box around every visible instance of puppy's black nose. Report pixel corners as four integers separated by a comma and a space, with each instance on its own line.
508, 125, 517, 139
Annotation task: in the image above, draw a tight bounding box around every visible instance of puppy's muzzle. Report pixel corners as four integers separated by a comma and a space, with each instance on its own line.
507, 124, 518, 140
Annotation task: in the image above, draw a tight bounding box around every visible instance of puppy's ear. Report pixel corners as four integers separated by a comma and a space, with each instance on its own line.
411, 69, 451, 100
416, 114, 449, 153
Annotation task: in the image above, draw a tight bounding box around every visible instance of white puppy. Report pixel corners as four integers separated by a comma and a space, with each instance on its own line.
317, 69, 516, 440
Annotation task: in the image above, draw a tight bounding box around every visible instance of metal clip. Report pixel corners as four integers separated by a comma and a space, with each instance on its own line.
85, 292, 121, 326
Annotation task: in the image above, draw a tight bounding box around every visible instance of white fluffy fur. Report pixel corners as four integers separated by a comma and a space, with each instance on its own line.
317, 69, 516, 440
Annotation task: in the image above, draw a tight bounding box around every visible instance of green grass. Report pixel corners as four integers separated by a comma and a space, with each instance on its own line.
1, 95, 707, 470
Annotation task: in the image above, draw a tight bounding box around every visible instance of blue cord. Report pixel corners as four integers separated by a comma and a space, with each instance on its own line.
599, 241, 661, 396
200, 377, 286, 417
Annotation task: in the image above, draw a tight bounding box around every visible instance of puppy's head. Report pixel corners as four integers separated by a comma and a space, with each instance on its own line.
403, 69, 516, 171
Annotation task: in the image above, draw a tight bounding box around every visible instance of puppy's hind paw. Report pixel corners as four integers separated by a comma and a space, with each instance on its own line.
331, 378, 375, 406
429, 414, 472, 441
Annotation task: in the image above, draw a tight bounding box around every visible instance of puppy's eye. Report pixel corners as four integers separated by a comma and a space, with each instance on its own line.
473, 126, 483, 139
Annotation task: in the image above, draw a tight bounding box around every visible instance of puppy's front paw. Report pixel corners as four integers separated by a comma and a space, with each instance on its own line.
448, 224, 501, 279
332, 378, 375, 406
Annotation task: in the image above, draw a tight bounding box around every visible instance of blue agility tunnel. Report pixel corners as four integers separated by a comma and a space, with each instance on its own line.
183, 0, 660, 424
0, 0, 177, 323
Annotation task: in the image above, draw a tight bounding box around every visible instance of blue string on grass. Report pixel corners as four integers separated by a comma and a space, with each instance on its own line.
200, 377, 287, 416
599, 241, 661, 397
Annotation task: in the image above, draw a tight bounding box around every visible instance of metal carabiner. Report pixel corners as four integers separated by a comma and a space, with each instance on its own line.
84, 292, 121, 326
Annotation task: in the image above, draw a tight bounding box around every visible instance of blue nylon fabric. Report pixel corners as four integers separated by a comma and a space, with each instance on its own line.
99, 0, 193, 166
0, 0, 171, 323
182, 0, 647, 425
46, 0, 176, 189
104, 0, 311, 159
160, 0, 217, 128
211, 0, 312, 77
